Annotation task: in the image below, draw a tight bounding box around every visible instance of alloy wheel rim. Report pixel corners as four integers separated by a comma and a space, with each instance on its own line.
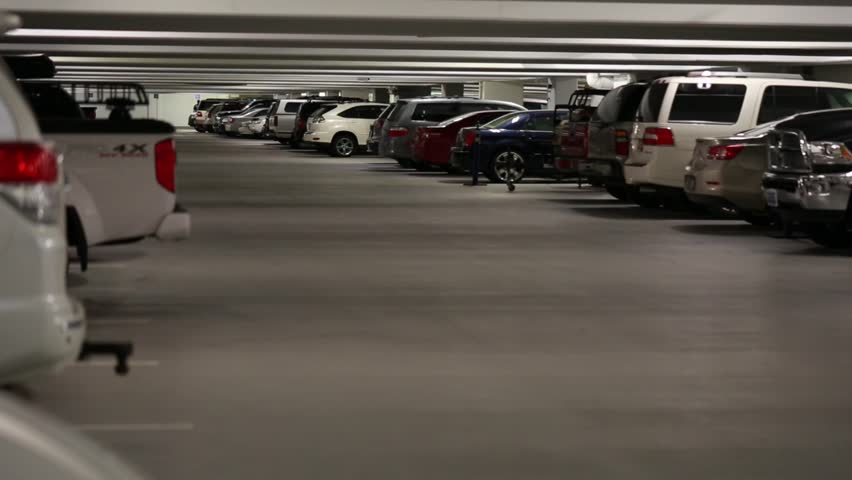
337, 138, 354, 156
493, 151, 525, 182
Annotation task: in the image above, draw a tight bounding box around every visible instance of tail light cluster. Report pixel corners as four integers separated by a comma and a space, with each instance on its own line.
463, 129, 477, 147
388, 127, 409, 138
298, 117, 306, 130
0, 143, 61, 224
195, 111, 203, 117
707, 144, 745, 161
642, 127, 674, 146
154, 139, 176, 193
615, 129, 630, 157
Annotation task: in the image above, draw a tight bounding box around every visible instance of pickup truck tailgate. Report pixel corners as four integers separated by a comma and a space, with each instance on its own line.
42, 120, 178, 246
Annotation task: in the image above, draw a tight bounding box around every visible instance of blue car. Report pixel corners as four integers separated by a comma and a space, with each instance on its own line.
450, 109, 568, 183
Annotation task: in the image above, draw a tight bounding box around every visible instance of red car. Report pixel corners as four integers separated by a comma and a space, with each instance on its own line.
412, 110, 518, 171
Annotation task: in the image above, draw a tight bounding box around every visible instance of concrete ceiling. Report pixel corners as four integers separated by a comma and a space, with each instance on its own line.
2, 1, 852, 93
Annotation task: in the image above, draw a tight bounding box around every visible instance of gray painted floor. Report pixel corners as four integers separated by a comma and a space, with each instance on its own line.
27, 131, 852, 479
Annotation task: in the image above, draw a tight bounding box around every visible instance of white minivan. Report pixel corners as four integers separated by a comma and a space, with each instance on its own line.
623, 72, 852, 199
0, 39, 85, 382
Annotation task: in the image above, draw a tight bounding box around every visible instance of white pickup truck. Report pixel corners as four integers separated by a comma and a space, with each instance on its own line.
0, 18, 85, 383
7, 57, 191, 270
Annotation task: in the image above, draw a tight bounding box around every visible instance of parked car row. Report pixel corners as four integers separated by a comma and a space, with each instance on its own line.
553, 72, 852, 247
358, 73, 852, 248
192, 95, 395, 157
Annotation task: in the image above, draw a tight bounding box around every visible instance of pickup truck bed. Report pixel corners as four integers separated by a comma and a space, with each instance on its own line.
40, 119, 187, 248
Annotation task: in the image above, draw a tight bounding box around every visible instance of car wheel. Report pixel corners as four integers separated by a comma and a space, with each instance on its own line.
487, 150, 526, 183
604, 185, 628, 201
740, 211, 770, 226
330, 133, 357, 157
806, 224, 852, 248
412, 161, 432, 172
626, 186, 662, 208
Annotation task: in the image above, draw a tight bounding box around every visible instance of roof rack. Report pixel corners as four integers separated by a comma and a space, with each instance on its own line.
21, 80, 149, 106
686, 70, 804, 80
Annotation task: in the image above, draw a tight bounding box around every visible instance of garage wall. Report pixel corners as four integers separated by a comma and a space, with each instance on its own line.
811, 65, 852, 84
149, 92, 230, 127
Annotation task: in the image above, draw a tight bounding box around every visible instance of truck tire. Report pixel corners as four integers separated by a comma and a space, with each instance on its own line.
605, 185, 628, 201
329, 133, 357, 157
487, 149, 526, 183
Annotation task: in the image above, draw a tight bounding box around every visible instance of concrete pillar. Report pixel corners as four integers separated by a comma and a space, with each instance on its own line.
372, 88, 390, 103
340, 88, 370, 100
441, 83, 464, 97
479, 80, 524, 106
394, 85, 432, 99
547, 77, 581, 109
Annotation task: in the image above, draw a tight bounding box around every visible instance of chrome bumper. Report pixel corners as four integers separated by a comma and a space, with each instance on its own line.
765, 172, 852, 212
796, 172, 852, 211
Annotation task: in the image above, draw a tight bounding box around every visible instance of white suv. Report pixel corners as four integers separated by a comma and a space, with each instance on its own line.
304, 102, 389, 157
0, 53, 85, 382
624, 72, 852, 200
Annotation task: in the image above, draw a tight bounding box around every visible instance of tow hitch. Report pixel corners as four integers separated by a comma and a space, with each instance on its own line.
78, 341, 134, 376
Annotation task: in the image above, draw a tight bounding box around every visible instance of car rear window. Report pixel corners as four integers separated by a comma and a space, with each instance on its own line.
387, 101, 408, 122
278, 102, 304, 113
483, 112, 529, 130
668, 83, 747, 124
758, 86, 852, 124
410, 102, 460, 122
638, 82, 668, 123
593, 84, 648, 123
437, 110, 512, 127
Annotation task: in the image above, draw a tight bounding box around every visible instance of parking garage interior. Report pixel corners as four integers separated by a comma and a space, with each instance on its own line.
4, 1, 852, 479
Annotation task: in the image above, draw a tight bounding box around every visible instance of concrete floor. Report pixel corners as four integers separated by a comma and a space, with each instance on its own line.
26, 130, 852, 479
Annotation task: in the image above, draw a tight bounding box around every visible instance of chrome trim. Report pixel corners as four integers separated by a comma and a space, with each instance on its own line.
797, 172, 852, 212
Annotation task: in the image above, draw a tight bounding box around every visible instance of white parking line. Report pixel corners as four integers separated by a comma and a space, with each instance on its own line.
88, 318, 152, 326
75, 423, 195, 432
72, 360, 160, 368
86, 263, 129, 269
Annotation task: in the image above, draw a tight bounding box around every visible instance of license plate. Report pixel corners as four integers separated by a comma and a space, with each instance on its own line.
684, 175, 696, 192
765, 188, 779, 207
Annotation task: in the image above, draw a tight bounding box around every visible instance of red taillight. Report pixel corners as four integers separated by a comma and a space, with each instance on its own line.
388, 127, 409, 138
642, 127, 674, 146
463, 129, 477, 147
615, 129, 630, 157
227, 117, 234, 124
707, 144, 745, 161
298, 118, 306, 129
377, 119, 386, 130
0, 143, 58, 183
154, 139, 176, 193
195, 111, 203, 117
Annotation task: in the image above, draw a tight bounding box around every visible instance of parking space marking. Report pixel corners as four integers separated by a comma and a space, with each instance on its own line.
88, 318, 152, 326
86, 263, 129, 269
75, 423, 195, 432
72, 360, 160, 368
